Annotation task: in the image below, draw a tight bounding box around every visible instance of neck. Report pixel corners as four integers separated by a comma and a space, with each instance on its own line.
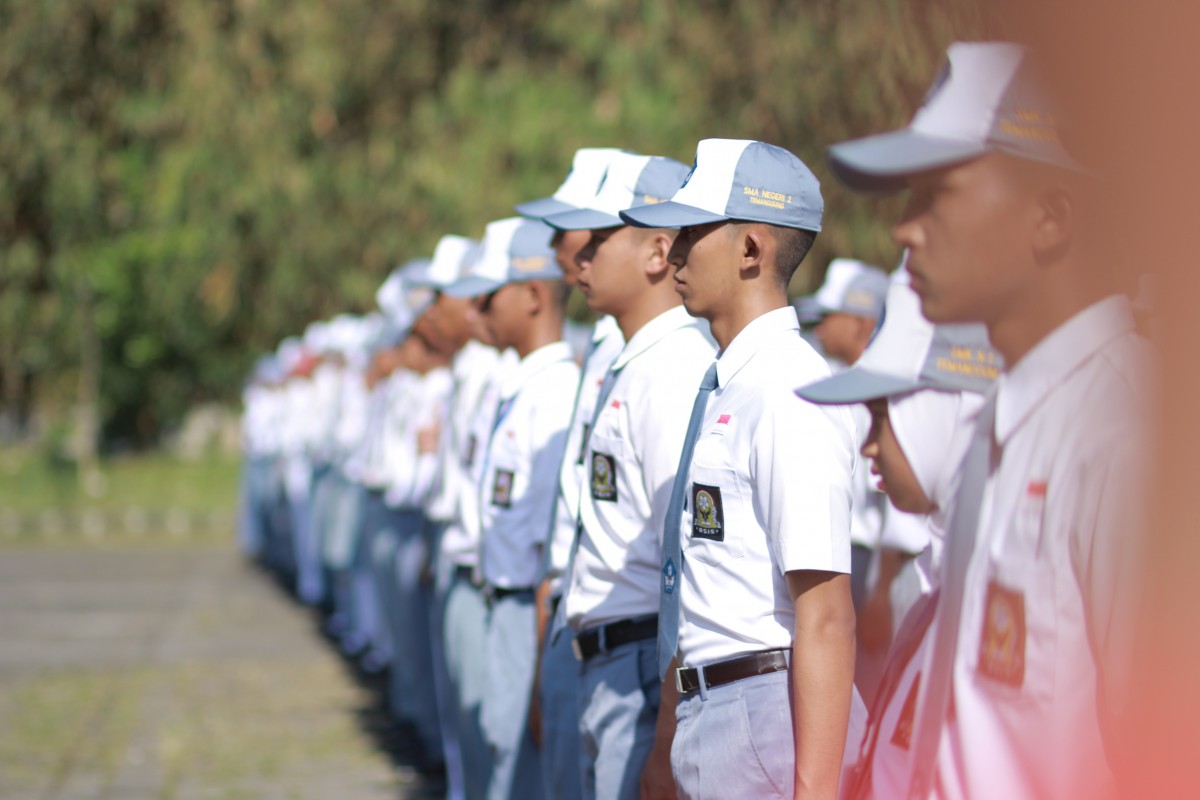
616, 287, 682, 342
514, 316, 563, 359
987, 272, 1110, 368
710, 287, 789, 351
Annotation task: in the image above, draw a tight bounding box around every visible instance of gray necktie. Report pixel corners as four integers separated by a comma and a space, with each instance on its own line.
906, 394, 997, 799
657, 361, 719, 679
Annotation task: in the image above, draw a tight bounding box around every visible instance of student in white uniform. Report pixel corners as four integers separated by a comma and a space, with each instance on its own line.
445, 217, 580, 800
622, 138, 864, 800
516, 146, 624, 800
805, 259, 893, 700
828, 41, 1149, 799
544, 151, 708, 800
795, 268, 999, 799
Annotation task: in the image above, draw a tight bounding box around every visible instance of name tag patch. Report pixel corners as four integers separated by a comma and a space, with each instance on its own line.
890, 673, 920, 750
976, 581, 1025, 687
591, 452, 617, 502
491, 469, 515, 508
691, 483, 724, 541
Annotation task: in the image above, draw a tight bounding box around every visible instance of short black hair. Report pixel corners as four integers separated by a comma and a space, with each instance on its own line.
770, 225, 817, 288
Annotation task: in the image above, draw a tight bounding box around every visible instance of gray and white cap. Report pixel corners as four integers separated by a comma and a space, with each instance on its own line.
443, 217, 560, 298
515, 147, 624, 220
620, 139, 823, 232
813, 258, 890, 319
544, 153, 691, 230
796, 266, 1002, 404
828, 42, 1088, 193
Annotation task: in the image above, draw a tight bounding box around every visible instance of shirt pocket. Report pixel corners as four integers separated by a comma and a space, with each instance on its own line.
968, 485, 1056, 707
682, 461, 745, 567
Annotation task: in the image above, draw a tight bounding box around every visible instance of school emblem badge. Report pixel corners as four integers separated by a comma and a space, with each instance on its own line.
662, 557, 677, 594
591, 452, 617, 501
690, 483, 724, 541
491, 469, 515, 509
976, 580, 1025, 687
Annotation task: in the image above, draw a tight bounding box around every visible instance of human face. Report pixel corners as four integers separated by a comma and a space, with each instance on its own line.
423, 293, 473, 351
574, 226, 643, 317
814, 312, 869, 365
551, 229, 591, 287
667, 221, 738, 320
861, 399, 935, 515
892, 153, 1038, 326
474, 282, 524, 350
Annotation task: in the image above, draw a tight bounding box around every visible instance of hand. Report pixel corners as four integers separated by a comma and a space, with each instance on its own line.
858, 585, 893, 654
639, 740, 675, 800
417, 420, 441, 455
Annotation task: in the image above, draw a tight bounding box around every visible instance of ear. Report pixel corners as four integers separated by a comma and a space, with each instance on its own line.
1031, 183, 1074, 265
644, 231, 676, 280
739, 225, 768, 277
524, 281, 544, 316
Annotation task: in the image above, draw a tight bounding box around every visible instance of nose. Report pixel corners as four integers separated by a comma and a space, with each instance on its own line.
891, 197, 923, 251
667, 234, 690, 271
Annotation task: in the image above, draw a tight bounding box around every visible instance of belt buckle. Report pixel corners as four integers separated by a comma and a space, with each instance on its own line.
571, 636, 584, 662
674, 666, 686, 694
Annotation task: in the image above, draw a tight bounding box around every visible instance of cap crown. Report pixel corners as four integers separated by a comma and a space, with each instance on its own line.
815, 258, 890, 319
515, 147, 623, 218
544, 153, 690, 230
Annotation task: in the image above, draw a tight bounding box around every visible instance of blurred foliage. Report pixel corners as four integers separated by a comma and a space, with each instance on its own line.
0, 0, 990, 447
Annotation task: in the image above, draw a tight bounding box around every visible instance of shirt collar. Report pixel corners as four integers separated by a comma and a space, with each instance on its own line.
612, 305, 704, 370
499, 340, 573, 398
994, 295, 1135, 445
592, 314, 622, 345
716, 306, 799, 388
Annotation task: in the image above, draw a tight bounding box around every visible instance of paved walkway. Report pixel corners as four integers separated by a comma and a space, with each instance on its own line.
0, 546, 441, 800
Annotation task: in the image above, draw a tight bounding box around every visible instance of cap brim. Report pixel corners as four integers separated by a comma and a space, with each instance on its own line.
619, 201, 728, 229
514, 196, 576, 220
794, 368, 921, 405
542, 208, 623, 231
442, 275, 504, 299
827, 130, 989, 193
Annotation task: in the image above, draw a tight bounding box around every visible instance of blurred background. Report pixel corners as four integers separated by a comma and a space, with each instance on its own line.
0, 0, 983, 519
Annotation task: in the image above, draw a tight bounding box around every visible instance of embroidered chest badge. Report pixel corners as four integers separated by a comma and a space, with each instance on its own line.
591, 452, 618, 502
691, 483, 724, 542
491, 469, 515, 508
976, 580, 1026, 688
662, 557, 677, 594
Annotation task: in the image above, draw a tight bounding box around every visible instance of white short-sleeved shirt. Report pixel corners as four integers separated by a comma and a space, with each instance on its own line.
428, 341, 501, 520
383, 367, 453, 509
915, 296, 1148, 800
565, 306, 717, 630
478, 341, 580, 590
545, 316, 625, 590
439, 344, 512, 568
677, 307, 858, 667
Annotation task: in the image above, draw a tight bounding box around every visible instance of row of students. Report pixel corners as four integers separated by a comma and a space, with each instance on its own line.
238, 39, 1148, 800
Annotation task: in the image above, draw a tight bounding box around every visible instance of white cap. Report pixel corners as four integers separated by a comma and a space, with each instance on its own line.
515, 147, 625, 219
443, 217, 561, 298
796, 266, 1001, 403
411, 235, 480, 290
813, 258, 890, 319
829, 42, 1088, 192
376, 261, 435, 339
544, 153, 691, 230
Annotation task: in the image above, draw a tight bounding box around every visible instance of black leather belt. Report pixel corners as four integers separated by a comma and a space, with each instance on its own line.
454, 565, 475, 583
675, 649, 790, 694
483, 584, 534, 605
573, 616, 658, 662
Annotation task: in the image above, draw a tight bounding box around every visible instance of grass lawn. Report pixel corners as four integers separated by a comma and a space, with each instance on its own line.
0, 447, 241, 546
